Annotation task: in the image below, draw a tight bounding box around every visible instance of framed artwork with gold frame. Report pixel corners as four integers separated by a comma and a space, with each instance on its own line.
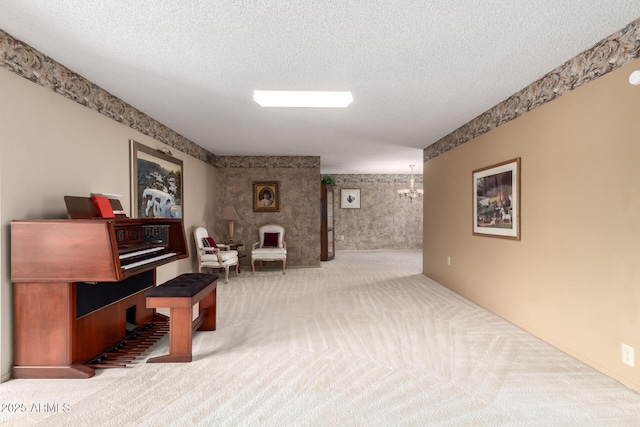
253, 181, 280, 212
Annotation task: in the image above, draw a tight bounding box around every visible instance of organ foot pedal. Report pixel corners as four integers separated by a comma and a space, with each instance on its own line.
86, 321, 169, 369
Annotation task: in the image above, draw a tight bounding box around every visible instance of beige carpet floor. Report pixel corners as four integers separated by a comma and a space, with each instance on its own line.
1, 250, 639, 426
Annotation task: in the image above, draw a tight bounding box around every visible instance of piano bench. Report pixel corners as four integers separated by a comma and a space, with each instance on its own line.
145, 273, 218, 363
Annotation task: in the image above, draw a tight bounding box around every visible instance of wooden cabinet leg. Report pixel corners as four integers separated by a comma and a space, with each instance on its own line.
198, 288, 216, 331
147, 307, 193, 363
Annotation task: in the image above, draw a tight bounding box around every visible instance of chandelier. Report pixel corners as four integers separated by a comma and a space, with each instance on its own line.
398, 164, 423, 202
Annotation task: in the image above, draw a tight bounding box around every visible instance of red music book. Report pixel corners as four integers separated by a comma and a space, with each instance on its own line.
91, 195, 115, 218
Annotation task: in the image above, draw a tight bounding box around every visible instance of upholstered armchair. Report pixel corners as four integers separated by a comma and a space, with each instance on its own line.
251, 224, 287, 274
193, 226, 239, 283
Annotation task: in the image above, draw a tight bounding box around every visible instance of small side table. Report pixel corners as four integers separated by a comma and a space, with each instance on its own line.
226, 242, 247, 273
226, 242, 244, 251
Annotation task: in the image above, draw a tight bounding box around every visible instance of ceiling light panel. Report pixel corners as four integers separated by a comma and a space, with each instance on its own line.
254, 90, 353, 108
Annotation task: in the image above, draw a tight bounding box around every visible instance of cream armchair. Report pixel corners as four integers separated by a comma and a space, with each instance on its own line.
251, 224, 287, 274
193, 226, 239, 283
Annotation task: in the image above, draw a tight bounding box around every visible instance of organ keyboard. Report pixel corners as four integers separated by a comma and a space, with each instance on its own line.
121, 251, 177, 271
11, 217, 188, 378
119, 246, 166, 260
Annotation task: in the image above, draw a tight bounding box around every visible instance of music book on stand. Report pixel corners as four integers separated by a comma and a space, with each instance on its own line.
91, 195, 115, 218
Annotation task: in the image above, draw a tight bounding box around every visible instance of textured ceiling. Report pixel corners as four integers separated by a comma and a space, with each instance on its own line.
1, 1, 639, 174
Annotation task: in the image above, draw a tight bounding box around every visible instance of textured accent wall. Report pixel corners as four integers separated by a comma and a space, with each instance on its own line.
425, 18, 640, 162
0, 29, 216, 165
213, 158, 321, 268
332, 174, 423, 250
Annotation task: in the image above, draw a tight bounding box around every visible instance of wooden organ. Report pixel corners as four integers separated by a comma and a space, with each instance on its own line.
10, 217, 188, 379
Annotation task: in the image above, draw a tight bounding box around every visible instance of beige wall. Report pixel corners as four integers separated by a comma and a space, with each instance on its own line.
423, 59, 640, 391
0, 68, 219, 380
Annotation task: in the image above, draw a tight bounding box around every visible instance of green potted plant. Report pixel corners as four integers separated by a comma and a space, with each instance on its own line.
321, 175, 337, 187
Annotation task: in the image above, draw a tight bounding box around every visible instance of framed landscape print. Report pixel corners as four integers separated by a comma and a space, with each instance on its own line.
472, 158, 520, 240
130, 140, 183, 218
253, 181, 280, 212
341, 188, 361, 209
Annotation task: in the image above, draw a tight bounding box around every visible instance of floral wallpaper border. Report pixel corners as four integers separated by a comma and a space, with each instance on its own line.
331, 174, 423, 184
0, 29, 323, 170
216, 156, 320, 169
0, 29, 216, 166
424, 18, 640, 162
3, 18, 638, 169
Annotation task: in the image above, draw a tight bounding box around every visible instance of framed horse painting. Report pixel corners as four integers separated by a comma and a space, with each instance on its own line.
472, 158, 520, 240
